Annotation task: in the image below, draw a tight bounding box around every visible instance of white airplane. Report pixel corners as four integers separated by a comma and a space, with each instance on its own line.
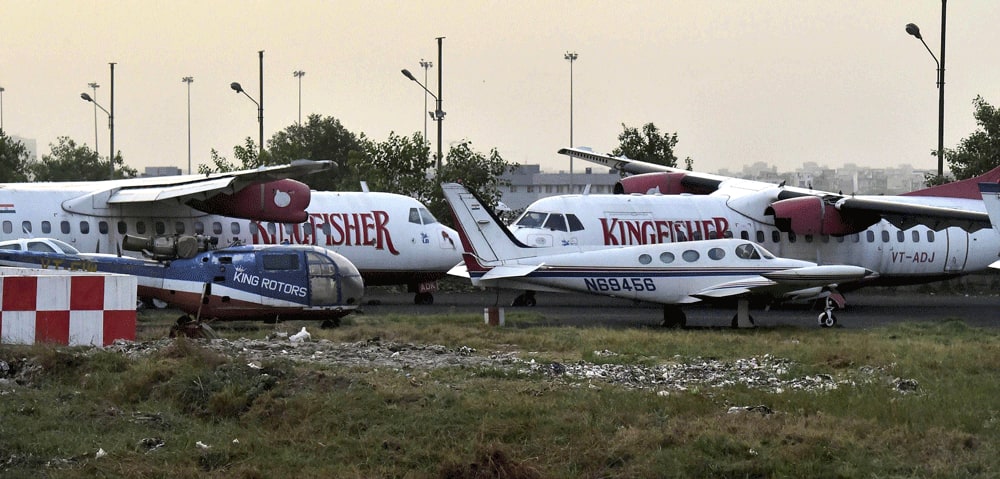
504, 147, 1000, 307
0, 161, 460, 304
442, 182, 876, 327
978, 182, 1000, 270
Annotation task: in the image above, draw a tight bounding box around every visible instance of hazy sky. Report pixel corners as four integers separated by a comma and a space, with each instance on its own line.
3, 1, 997, 178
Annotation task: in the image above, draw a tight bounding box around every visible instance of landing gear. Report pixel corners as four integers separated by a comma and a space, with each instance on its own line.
661, 305, 687, 328
731, 298, 756, 328
413, 292, 434, 305
817, 297, 837, 328
168, 315, 218, 339
511, 291, 537, 307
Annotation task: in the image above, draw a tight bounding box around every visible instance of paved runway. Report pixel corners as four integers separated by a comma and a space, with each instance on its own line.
358, 288, 1000, 330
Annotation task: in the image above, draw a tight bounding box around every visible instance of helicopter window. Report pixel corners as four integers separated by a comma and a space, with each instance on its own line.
419, 208, 438, 225
118, 221, 127, 234
79, 221, 90, 234
682, 250, 700, 262
217, 256, 233, 264
175, 222, 185, 234
2, 221, 11, 234
735, 243, 761, 260
409, 208, 421, 224
213, 222, 223, 235
263, 253, 299, 271
21, 221, 31, 234
544, 213, 567, 232
515, 211, 547, 228
27, 241, 56, 253
659, 252, 675, 264
231, 222, 241, 235
912, 230, 920, 243
136, 221, 146, 235
41, 221, 51, 234
194, 222, 204, 235
154, 221, 165, 235
307, 252, 337, 275
708, 247, 726, 260
638, 254, 652, 264
98, 221, 108, 234
567, 214, 585, 232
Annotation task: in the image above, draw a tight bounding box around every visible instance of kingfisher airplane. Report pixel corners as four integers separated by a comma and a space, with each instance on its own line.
443, 182, 875, 327
503, 147, 1000, 307
0, 160, 460, 304
0, 235, 365, 334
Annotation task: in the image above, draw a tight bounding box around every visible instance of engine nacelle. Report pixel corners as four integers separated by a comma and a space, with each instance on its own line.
615, 172, 712, 195
123, 234, 218, 260
198, 179, 312, 223
765, 196, 879, 236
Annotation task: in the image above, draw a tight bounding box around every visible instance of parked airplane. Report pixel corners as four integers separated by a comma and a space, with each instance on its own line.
442, 182, 875, 327
0, 235, 364, 335
978, 182, 1000, 270
0, 161, 460, 304
504, 147, 1000, 306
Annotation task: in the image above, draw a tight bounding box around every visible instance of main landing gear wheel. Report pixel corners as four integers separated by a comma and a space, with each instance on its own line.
511, 291, 537, 307
661, 306, 687, 328
413, 292, 434, 305
818, 311, 837, 328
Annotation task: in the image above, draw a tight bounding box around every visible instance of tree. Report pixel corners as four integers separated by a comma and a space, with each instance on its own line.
0, 131, 32, 182
30, 136, 135, 181
428, 140, 515, 226
350, 131, 435, 200
198, 137, 263, 174
266, 114, 362, 191
944, 96, 1000, 180
611, 122, 691, 169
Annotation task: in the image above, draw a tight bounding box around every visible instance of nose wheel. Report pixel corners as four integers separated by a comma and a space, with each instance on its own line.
817, 297, 837, 328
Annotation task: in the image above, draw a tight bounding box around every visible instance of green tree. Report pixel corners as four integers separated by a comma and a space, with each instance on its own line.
944, 96, 1000, 180
351, 131, 435, 200
198, 137, 264, 175
266, 114, 362, 191
611, 122, 691, 169
30, 136, 135, 181
0, 131, 32, 182
428, 140, 515, 226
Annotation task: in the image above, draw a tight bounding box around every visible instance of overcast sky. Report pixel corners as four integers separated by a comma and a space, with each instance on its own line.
3, 1, 997, 178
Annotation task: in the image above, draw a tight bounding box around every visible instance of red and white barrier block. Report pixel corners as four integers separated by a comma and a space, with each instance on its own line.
0, 269, 137, 347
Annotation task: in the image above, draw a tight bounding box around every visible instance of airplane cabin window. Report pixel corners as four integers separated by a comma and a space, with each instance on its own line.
740, 231, 749, 240
137, 222, 146, 234
28, 242, 56, 253
213, 222, 223, 235
544, 214, 567, 231
99, 222, 109, 234
881, 231, 890, 243
788, 232, 796, 243
660, 252, 675, 264
118, 221, 127, 234
638, 254, 652, 264
735, 243, 760, 260
772, 231, 780, 243
723, 230, 734, 238
896, 231, 905, 243
231, 222, 241, 235
516, 212, 547, 228
567, 214, 585, 232
0, 243, 20, 250
692, 231, 703, 240
805, 235, 813, 243
912, 230, 920, 243
852, 233, 860, 243
756, 231, 765, 243
175, 222, 185, 234
927, 231, 935, 242
263, 253, 299, 271
79, 221, 89, 234
866, 231, 875, 242
821, 235, 830, 243
155, 221, 165, 235
21, 221, 31, 234
409, 208, 421, 224
682, 250, 700, 262
708, 247, 725, 260
2, 221, 11, 234
60, 221, 70, 234
837, 235, 845, 243
194, 222, 204, 235
41, 221, 51, 234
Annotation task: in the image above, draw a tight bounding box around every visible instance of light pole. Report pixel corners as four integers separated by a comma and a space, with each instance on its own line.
402, 37, 445, 173
906, 0, 947, 180
80, 92, 111, 177
564, 51, 578, 191
0, 86, 4, 132
293, 70, 305, 125
231, 51, 264, 156
88, 82, 100, 156
419, 59, 433, 142
182, 76, 193, 174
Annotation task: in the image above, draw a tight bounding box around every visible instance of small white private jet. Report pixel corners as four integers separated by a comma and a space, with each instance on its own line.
442, 183, 876, 328
978, 182, 1000, 270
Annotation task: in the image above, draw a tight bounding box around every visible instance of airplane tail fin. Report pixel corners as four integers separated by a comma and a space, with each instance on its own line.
978, 183, 1000, 231
440, 183, 536, 266
903, 166, 1000, 199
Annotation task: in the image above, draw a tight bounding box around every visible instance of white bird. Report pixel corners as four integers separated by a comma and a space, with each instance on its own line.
290, 327, 311, 343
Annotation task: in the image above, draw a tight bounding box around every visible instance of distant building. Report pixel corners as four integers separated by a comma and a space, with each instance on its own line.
141, 166, 183, 178
499, 164, 619, 213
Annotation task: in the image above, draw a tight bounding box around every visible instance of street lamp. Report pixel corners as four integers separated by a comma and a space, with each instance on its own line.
80, 91, 113, 179
293, 70, 305, 125
402, 39, 445, 173
564, 51, 578, 191
906, 0, 947, 179
419, 59, 433, 142
87, 82, 100, 155
231, 51, 264, 156
0, 86, 5, 132
182, 76, 193, 174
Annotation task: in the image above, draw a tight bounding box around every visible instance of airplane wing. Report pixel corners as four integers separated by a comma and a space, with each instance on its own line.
480, 264, 543, 281
692, 265, 875, 300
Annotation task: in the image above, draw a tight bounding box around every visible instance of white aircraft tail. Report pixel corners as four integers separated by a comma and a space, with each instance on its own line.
441, 183, 538, 270
978, 183, 1000, 269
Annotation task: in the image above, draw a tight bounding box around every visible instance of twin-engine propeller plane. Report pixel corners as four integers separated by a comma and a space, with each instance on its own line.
442, 182, 876, 327
0, 160, 460, 304
505, 147, 1000, 307
0, 235, 365, 335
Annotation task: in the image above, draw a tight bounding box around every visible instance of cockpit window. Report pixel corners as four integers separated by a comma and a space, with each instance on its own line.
735, 243, 761, 260
409, 208, 421, 224
543, 213, 567, 232
306, 251, 337, 276
50, 239, 80, 254
262, 253, 299, 271
515, 211, 547, 228
567, 214, 585, 232
27, 241, 57, 253
418, 208, 438, 225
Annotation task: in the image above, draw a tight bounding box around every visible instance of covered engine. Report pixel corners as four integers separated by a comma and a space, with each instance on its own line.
615, 172, 716, 195
765, 196, 880, 236
192, 179, 312, 223
123, 234, 218, 260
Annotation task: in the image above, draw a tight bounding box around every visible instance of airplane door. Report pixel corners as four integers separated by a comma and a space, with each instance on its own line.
945, 229, 969, 272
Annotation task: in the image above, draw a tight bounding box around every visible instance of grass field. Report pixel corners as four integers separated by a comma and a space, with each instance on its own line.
1, 308, 998, 478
